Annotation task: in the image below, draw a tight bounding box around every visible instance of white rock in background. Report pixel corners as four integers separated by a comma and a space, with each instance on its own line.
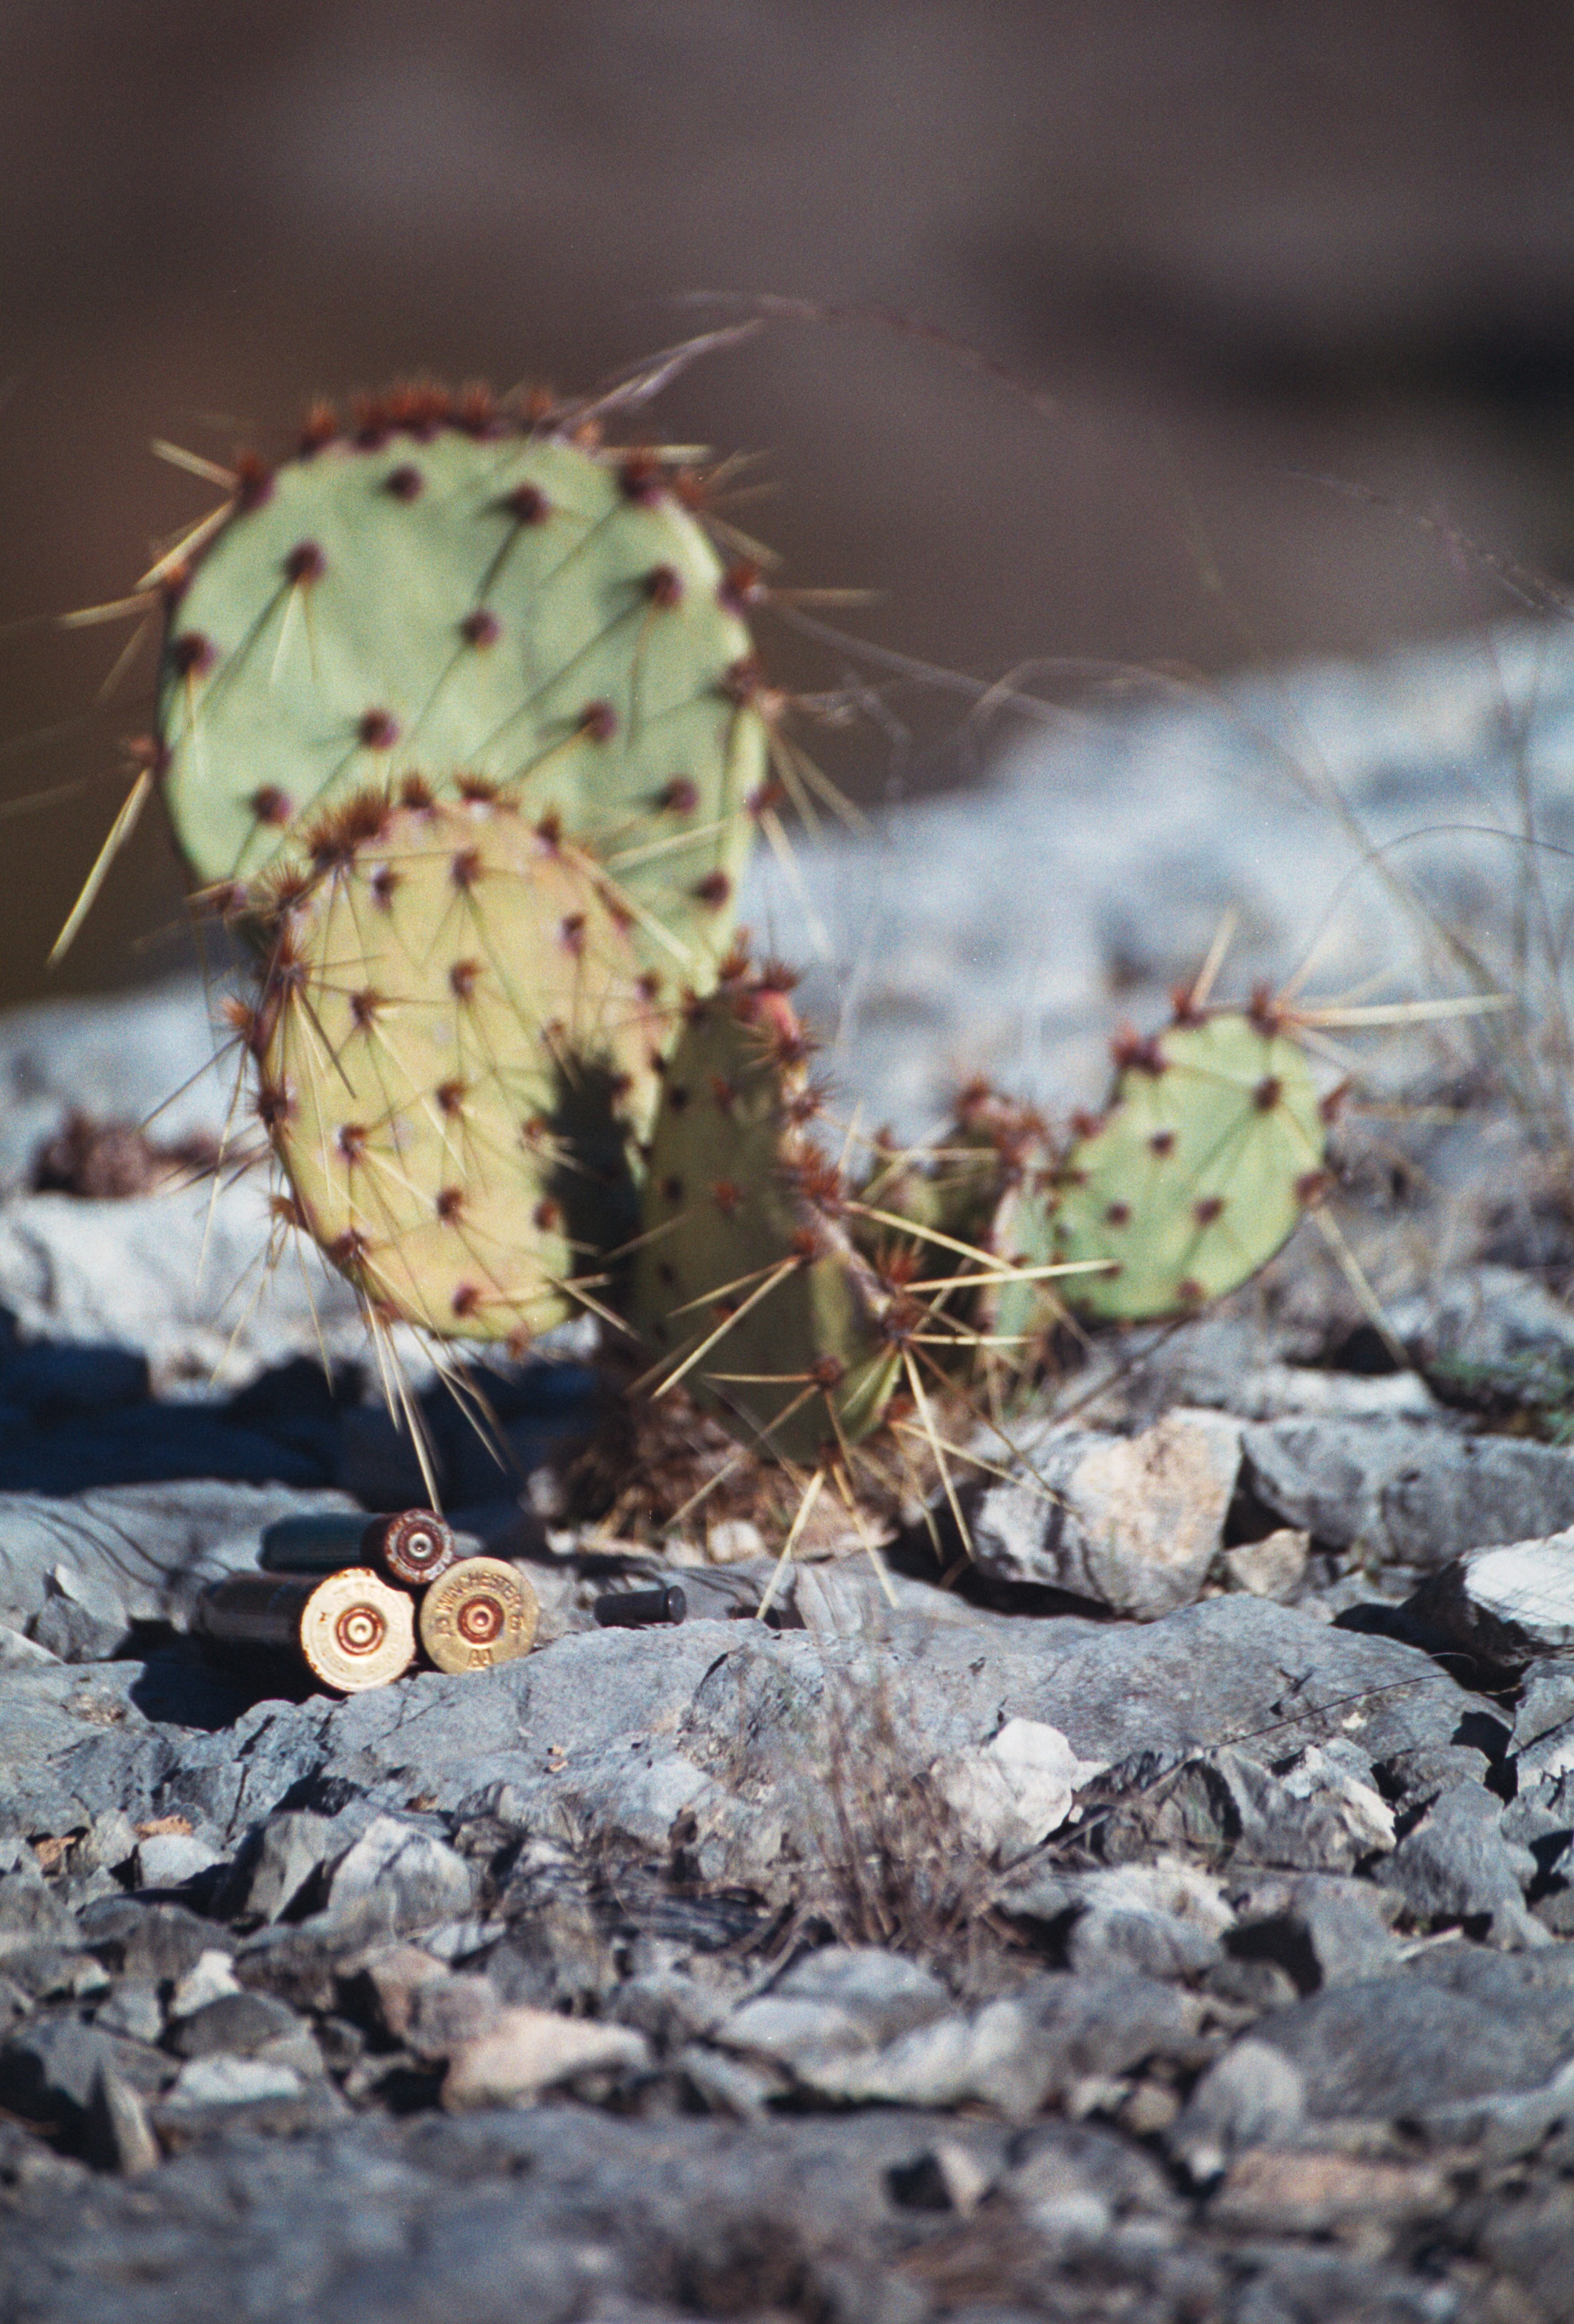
967, 1409, 1241, 1617
931, 1717, 1105, 1863
0, 976, 224, 1193
168, 1949, 242, 2017
0, 1177, 370, 1390
1414, 1530, 1574, 1665
135, 1830, 224, 1889
441, 2008, 647, 2109
1221, 1528, 1310, 1600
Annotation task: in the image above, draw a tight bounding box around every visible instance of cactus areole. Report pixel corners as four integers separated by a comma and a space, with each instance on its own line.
157, 410, 766, 986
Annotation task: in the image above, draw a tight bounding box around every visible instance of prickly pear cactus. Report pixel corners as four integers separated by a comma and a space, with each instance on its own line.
250, 790, 671, 1347
158, 394, 766, 986
1015, 1007, 1329, 1327
628, 971, 901, 1463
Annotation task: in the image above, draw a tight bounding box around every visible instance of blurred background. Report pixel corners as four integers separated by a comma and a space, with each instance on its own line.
4, 0, 1574, 1007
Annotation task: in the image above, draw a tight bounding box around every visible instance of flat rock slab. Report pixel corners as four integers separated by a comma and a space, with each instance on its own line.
0, 1598, 1499, 1888
0, 1480, 356, 1644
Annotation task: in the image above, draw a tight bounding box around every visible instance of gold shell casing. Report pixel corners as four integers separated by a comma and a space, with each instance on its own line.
298, 1567, 417, 1692
419, 1556, 539, 1674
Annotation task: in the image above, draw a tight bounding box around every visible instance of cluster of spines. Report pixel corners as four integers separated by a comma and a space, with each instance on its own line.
627, 954, 934, 1465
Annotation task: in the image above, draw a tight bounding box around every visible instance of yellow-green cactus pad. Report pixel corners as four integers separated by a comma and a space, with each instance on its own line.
629, 976, 901, 1463
1040, 1010, 1329, 1324
160, 404, 766, 985
253, 791, 670, 1347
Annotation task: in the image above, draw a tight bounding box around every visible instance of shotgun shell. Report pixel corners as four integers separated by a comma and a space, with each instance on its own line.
194, 1568, 416, 1692
259, 1507, 458, 1588
593, 1584, 688, 1629
376, 1509, 458, 1586
418, 1556, 539, 1674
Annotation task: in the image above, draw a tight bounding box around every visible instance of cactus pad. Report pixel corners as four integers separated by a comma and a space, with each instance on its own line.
628, 975, 901, 1462
253, 792, 670, 1346
1035, 1010, 1328, 1324
160, 409, 766, 982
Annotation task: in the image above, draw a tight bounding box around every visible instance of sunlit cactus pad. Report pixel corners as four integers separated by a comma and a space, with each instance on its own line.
628, 972, 901, 1463
252, 792, 670, 1346
159, 401, 766, 980
1041, 1009, 1329, 1324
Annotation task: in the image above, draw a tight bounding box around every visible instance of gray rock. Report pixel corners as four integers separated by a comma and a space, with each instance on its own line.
401, 1973, 502, 2061
92, 1983, 162, 2045
0, 978, 223, 1194
1166, 2038, 1307, 2180
788, 1971, 1208, 2116
1090, 1742, 1395, 1875
1387, 1779, 1546, 1946
78, 1898, 234, 1986
164, 2053, 306, 2109
964, 1408, 1241, 1616
0, 1177, 368, 1392
977, 1593, 1498, 1769
31, 1560, 129, 1662
1227, 1875, 1403, 1991
1218, 1417, 1424, 1550
1383, 1442, 1574, 1571
1221, 1527, 1310, 1600
719, 1947, 952, 2071
0, 1623, 57, 1670
83, 2064, 160, 2176
1115, 1318, 1444, 1430
0, 1862, 77, 1960
133, 1830, 224, 1890
1509, 1669, 1574, 1807
0, 2011, 171, 2134
1256, 1951, 1574, 2116
1514, 1663, 1574, 1754
1241, 1416, 1574, 1569
1063, 1902, 1225, 1981
324, 1817, 474, 1935
232, 1810, 334, 1923
167, 1948, 242, 2016
1394, 1264, 1574, 1384
1377, 1742, 1495, 1807
1410, 1530, 1574, 1666
1007, 2119, 1177, 2232
0, 1479, 358, 1640
167, 1990, 305, 2059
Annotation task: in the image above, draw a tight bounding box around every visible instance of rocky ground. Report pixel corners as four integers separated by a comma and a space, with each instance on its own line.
6, 627, 1574, 2319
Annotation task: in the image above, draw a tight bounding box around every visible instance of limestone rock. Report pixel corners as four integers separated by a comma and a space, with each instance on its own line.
965, 1408, 1241, 1616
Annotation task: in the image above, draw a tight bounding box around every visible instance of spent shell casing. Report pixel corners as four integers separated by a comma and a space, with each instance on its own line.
259, 1507, 458, 1588
418, 1556, 539, 1674
195, 1568, 416, 1693
593, 1584, 688, 1629
375, 1508, 459, 1586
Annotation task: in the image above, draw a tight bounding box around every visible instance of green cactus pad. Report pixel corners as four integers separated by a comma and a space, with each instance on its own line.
1033, 1010, 1328, 1324
160, 412, 766, 985
253, 793, 670, 1346
628, 977, 901, 1463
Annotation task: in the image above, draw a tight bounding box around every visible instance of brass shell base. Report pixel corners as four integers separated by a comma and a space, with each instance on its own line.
298, 1568, 416, 1691
419, 1557, 539, 1674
